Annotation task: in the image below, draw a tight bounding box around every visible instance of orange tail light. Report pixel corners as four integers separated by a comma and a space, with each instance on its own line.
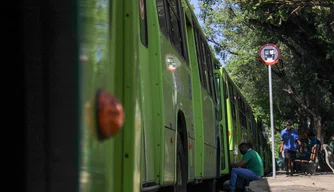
96, 89, 124, 140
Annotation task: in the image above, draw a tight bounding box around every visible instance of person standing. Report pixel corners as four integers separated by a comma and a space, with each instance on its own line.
228, 142, 263, 192
280, 120, 301, 176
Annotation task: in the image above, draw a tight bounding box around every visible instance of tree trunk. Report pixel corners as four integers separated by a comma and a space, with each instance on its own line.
313, 116, 323, 144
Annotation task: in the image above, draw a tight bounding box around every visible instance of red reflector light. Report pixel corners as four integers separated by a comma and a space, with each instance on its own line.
96, 89, 124, 140
228, 131, 231, 136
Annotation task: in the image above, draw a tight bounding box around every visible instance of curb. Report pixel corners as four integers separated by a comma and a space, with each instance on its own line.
245, 179, 270, 192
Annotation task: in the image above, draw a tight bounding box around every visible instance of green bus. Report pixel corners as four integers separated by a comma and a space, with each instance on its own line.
138, 0, 225, 191
24, 0, 272, 191
215, 68, 272, 179
220, 68, 251, 164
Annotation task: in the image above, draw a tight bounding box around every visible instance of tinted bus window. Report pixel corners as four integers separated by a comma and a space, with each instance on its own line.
139, 0, 148, 47
156, 0, 188, 60
215, 74, 222, 121
168, 5, 182, 53
194, 28, 207, 89
156, 0, 168, 36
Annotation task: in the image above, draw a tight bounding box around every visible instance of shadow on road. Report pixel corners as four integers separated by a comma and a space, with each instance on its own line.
249, 171, 334, 192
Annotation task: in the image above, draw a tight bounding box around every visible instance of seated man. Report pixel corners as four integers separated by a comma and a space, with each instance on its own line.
228, 142, 264, 192
299, 145, 311, 161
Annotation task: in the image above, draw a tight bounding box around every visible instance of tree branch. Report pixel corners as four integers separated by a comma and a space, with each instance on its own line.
207, 38, 240, 55
242, 0, 333, 7
228, 6, 255, 30
284, 89, 318, 118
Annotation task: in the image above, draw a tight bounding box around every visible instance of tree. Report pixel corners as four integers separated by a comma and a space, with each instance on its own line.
197, 0, 334, 143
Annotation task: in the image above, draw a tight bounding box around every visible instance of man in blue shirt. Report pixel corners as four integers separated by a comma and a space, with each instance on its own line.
280, 120, 301, 176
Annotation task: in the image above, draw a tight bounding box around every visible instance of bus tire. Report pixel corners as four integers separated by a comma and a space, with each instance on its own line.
176, 134, 187, 192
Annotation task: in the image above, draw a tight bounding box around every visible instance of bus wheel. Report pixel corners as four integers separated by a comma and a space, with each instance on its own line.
176, 134, 187, 192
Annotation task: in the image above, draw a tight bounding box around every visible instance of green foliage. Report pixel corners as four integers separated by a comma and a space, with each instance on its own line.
197, 0, 334, 139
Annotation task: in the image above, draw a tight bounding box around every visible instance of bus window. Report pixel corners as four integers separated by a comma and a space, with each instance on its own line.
139, 0, 148, 47
215, 74, 222, 121
168, 4, 182, 54
156, 0, 188, 60
231, 87, 236, 121
156, 0, 168, 36
194, 28, 207, 89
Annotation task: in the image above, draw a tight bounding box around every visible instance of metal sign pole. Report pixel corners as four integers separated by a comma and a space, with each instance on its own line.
268, 65, 276, 178
258, 43, 280, 179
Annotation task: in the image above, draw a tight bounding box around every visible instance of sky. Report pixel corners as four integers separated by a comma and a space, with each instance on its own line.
189, 0, 202, 24
190, 0, 200, 13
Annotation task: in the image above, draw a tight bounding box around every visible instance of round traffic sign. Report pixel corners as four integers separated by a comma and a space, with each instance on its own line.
258, 44, 280, 65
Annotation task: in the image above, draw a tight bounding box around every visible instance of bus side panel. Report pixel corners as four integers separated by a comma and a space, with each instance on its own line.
78, 0, 124, 191
156, 0, 194, 185
184, 8, 204, 180
122, 1, 142, 191
224, 80, 236, 163
139, 0, 160, 187
215, 69, 230, 175
143, 0, 170, 186
78, 0, 141, 191
202, 92, 216, 178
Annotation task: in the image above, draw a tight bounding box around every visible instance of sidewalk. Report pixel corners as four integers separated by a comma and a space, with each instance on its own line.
246, 171, 334, 192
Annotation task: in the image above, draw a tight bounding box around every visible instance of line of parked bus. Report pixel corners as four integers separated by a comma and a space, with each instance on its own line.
24, 0, 273, 191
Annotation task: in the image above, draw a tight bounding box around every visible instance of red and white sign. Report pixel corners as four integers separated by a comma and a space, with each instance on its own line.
258, 44, 280, 65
